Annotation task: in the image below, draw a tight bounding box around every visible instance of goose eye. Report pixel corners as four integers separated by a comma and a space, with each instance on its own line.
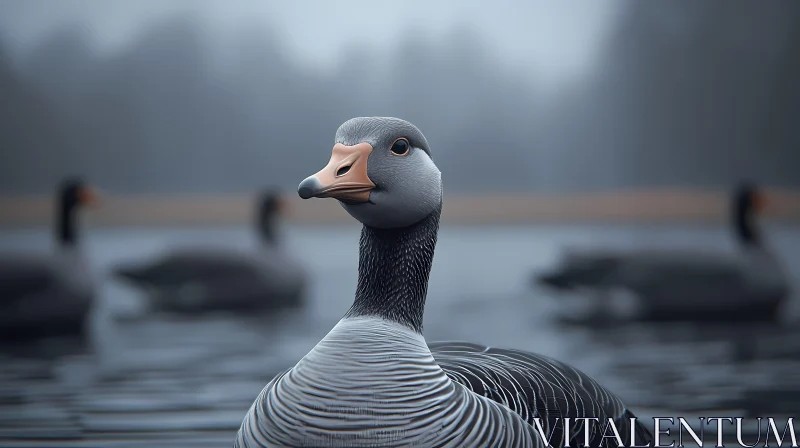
390, 138, 410, 156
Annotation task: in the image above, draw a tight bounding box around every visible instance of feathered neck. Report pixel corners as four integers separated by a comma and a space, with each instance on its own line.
732, 194, 761, 248
344, 204, 441, 333
56, 192, 79, 247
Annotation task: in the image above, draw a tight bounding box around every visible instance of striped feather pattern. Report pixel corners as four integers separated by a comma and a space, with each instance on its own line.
234, 117, 652, 447
234, 317, 543, 447
431, 342, 653, 447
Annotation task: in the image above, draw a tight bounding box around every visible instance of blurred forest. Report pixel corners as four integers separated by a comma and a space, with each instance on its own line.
1, 1, 798, 195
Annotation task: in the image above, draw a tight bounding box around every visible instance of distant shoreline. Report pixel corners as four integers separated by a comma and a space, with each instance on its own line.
1, 189, 799, 227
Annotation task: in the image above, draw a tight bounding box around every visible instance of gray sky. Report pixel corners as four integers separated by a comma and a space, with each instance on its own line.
5, 0, 795, 194
0, 0, 624, 89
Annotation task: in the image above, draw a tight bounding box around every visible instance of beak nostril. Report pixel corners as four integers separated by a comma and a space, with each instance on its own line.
336, 165, 351, 177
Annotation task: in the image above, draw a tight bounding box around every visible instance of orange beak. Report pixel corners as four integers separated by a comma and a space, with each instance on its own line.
297, 142, 376, 204
79, 186, 101, 206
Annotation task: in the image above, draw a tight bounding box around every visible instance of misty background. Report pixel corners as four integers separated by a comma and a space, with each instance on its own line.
1, 2, 800, 445
1, 0, 798, 195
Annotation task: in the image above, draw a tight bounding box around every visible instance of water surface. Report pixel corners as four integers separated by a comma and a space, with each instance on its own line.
1, 223, 798, 446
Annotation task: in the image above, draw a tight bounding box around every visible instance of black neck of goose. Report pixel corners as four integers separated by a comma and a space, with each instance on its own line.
56, 196, 78, 247
345, 204, 441, 333
733, 197, 760, 247
256, 199, 279, 245
257, 215, 277, 245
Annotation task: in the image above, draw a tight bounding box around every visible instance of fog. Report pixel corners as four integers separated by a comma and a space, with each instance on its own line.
0, 0, 798, 194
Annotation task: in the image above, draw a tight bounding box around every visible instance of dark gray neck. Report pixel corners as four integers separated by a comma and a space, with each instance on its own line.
56, 199, 78, 247
258, 218, 277, 245
345, 204, 441, 333
733, 201, 760, 247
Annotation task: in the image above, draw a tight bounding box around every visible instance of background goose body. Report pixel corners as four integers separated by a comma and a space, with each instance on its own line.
113, 191, 307, 313
0, 178, 98, 340
236, 117, 653, 447
536, 183, 790, 322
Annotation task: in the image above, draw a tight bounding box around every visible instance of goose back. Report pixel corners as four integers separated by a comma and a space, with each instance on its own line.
115, 246, 306, 312
431, 342, 653, 447
0, 251, 93, 336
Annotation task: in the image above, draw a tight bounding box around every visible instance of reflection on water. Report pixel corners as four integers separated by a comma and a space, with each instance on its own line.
0, 224, 799, 446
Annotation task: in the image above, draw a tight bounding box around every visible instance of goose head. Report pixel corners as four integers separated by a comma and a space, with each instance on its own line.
731, 181, 767, 247
56, 177, 100, 246
297, 117, 440, 331
297, 117, 441, 229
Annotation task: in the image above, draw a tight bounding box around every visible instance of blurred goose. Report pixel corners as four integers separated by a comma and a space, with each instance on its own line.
112, 190, 306, 313
235, 117, 652, 448
0, 178, 99, 340
536, 182, 790, 322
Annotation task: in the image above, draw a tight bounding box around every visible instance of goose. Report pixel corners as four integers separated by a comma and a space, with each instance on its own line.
235, 117, 653, 447
0, 178, 99, 341
536, 182, 791, 323
112, 190, 307, 314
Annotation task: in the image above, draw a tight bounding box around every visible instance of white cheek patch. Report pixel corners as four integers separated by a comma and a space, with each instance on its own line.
416, 151, 442, 204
